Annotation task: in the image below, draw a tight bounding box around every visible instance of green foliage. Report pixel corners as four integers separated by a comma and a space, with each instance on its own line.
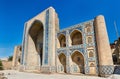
8, 56, 13, 61
0, 60, 3, 70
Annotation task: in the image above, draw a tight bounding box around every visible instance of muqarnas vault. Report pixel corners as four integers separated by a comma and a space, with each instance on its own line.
19, 7, 114, 76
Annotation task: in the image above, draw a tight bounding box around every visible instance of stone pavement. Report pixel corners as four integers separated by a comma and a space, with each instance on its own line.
0, 70, 120, 79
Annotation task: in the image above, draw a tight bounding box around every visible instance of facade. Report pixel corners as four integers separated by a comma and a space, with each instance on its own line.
12, 45, 22, 70
20, 7, 114, 76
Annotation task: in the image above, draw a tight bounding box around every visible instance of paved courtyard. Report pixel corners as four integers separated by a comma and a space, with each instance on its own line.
0, 70, 120, 79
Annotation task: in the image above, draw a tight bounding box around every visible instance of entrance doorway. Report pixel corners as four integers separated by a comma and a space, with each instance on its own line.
29, 20, 44, 66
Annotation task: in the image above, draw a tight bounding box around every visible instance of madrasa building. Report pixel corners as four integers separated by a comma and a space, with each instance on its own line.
13, 7, 114, 76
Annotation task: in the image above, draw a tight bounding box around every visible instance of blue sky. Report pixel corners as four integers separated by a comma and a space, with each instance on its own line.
0, 0, 120, 58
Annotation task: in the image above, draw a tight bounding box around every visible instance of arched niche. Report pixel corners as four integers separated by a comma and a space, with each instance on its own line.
89, 61, 96, 74
58, 34, 66, 47
85, 24, 92, 33
86, 36, 93, 44
58, 53, 67, 73
28, 20, 44, 66
71, 51, 84, 73
70, 30, 83, 45
89, 50, 94, 58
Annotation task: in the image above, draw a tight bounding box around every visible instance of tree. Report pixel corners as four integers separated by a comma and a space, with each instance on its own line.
8, 56, 13, 61
0, 60, 3, 70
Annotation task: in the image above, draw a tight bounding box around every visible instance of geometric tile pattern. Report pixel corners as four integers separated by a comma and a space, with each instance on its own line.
56, 20, 99, 74
44, 9, 49, 65
99, 65, 114, 75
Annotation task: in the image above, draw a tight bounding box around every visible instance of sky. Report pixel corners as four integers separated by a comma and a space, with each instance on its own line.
0, 0, 120, 58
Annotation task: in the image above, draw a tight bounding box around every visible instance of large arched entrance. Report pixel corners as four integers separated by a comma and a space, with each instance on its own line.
29, 20, 44, 66
71, 51, 84, 73
58, 53, 66, 73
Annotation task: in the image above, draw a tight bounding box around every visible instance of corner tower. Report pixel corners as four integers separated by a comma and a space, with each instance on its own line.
94, 15, 114, 76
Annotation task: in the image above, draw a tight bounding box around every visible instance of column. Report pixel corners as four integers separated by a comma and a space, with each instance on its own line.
94, 15, 114, 76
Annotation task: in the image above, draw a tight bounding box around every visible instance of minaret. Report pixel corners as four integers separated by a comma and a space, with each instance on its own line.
94, 15, 114, 76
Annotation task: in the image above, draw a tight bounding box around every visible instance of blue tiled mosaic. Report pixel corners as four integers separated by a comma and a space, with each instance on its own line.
56, 20, 99, 74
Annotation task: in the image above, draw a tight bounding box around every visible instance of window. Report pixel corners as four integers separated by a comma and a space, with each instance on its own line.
89, 51, 94, 57
87, 27, 91, 32
90, 63, 95, 67
85, 24, 92, 33
88, 37, 92, 43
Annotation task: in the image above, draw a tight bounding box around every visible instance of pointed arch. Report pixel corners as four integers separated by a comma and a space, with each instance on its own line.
58, 53, 67, 73
85, 24, 92, 33
58, 34, 66, 47
70, 29, 83, 45
28, 20, 44, 66
71, 50, 85, 73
